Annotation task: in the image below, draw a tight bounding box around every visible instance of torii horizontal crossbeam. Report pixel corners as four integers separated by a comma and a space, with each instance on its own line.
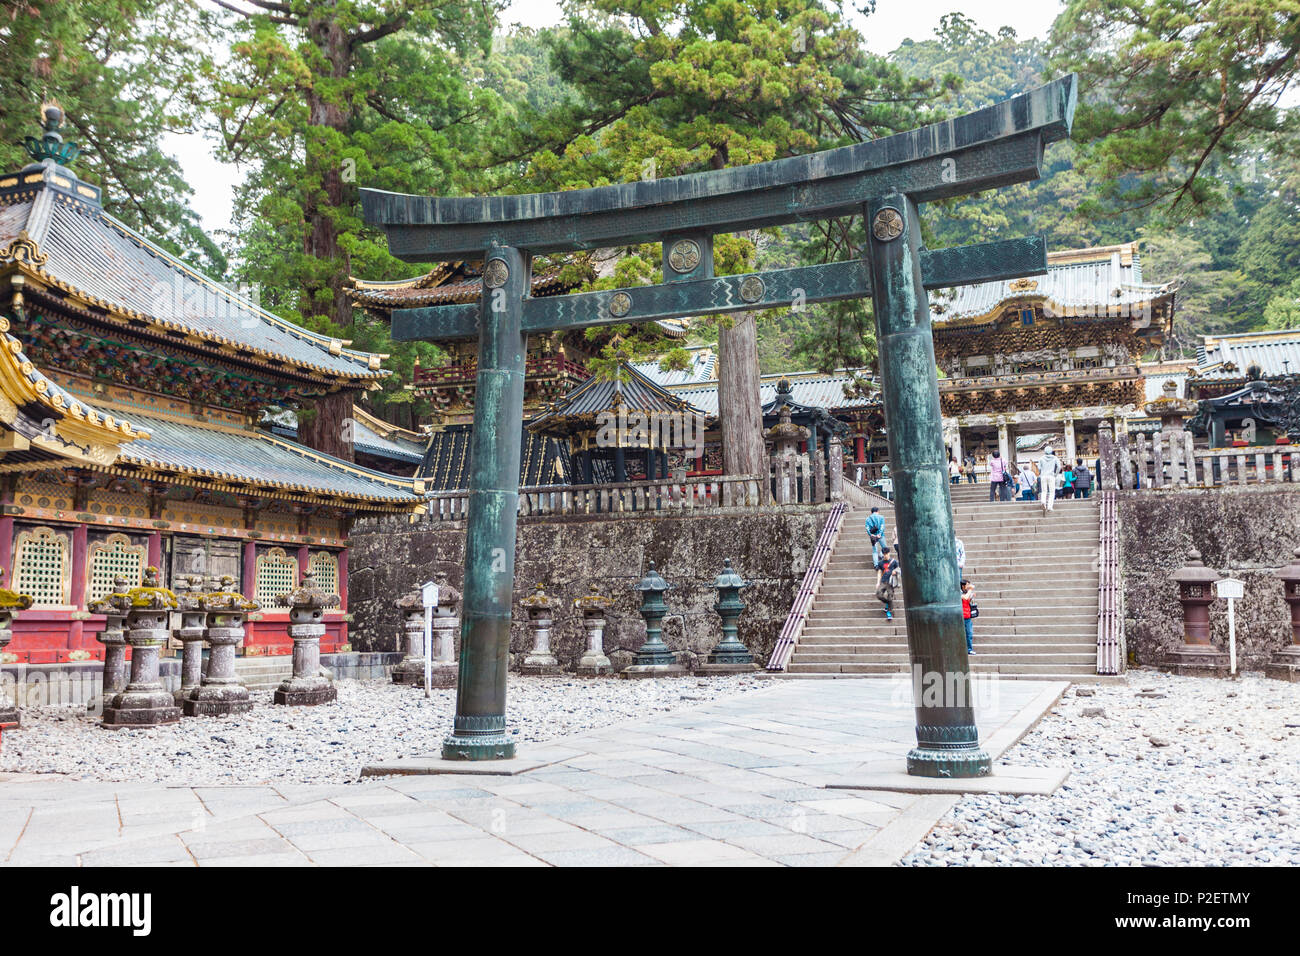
362, 77, 1075, 260
389, 236, 1047, 342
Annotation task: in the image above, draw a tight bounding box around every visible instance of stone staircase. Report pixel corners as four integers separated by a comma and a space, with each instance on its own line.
785, 481, 1102, 680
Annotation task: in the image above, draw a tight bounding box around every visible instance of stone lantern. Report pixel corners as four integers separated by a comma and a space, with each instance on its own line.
520, 584, 561, 675
1162, 550, 1230, 677
172, 575, 208, 706
697, 559, 758, 674
574, 586, 614, 677
182, 575, 255, 716
1144, 379, 1199, 435
274, 569, 339, 706
767, 397, 810, 505
622, 561, 685, 678
103, 566, 182, 727
1266, 548, 1300, 682
0, 567, 33, 729
87, 576, 131, 715
393, 588, 430, 685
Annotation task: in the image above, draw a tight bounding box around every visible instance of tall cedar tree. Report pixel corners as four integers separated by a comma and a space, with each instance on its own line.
209, 0, 501, 446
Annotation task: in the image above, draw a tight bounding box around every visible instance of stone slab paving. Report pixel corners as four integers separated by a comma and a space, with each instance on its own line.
0, 679, 1060, 867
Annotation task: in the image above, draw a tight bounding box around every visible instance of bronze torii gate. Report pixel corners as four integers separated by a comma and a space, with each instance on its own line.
363, 75, 1076, 776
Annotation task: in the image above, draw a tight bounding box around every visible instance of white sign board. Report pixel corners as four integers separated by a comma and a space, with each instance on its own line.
420, 581, 438, 697
1215, 578, 1244, 600
1216, 578, 1245, 675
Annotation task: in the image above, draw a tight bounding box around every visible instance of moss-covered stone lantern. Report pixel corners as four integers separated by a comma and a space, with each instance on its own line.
520, 584, 562, 675
0, 566, 33, 729
574, 586, 614, 677
183, 575, 256, 716
103, 566, 182, 727
87, 576, 131, 715
274, 569, 339, 706
1267, 548, 1300, 682
622, 561, 685, 678
172, 575, 207, 707
698, 559, 759, 674
1162, 550, 1229, 677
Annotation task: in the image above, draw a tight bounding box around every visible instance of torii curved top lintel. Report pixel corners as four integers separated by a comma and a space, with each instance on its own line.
363, 75, 1076, 262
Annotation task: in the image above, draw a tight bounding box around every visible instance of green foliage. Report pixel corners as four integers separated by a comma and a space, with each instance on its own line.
1263, 278, 1300, 331
1051, 0, 1300, 223
0, 0, 222, 273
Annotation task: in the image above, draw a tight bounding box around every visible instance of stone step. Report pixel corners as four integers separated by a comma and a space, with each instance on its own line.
792, 652, 1097, 665
811, 587, 1098, 604
786, 661, 1100, 676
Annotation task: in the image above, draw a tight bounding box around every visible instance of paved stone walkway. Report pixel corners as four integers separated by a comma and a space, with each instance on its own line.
0, 679, 1063, 867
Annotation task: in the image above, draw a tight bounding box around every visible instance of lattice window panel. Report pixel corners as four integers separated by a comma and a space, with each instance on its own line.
13, 526, 70, 607
309, 551, 339, 596
255, 547, 297, 607
87, 533, 146, 602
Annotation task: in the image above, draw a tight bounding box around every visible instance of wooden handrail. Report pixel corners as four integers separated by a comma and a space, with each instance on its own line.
1096, 490, 1123, 675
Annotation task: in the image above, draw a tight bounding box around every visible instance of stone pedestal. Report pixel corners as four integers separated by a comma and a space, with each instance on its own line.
622, 562, 686, 678
1161, 550, 1230, 677
520, 585, 562, 675
273, 570, 338, 706
87, 577, 130, 715
172, 576, 207, 707
1267, 548, 1300, 681
183, 576, 254, 717
104, 567, 182, 728
574, 587, 613, 677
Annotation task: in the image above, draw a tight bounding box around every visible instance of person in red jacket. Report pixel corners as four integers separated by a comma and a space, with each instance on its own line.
961, 579, 977, 655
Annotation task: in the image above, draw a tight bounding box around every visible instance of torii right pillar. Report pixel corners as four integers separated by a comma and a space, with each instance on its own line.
866, 194, 991, 778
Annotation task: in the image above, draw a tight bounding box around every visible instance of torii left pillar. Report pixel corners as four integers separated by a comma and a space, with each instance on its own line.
442, 247, 526, 760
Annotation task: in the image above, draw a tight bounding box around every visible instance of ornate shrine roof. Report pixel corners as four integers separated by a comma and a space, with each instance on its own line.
0, 108, 388, 386
929, 242, 1175, 333
529, 362, 706, 438
117, 415, 423, 505
1192, 328, 1300, 385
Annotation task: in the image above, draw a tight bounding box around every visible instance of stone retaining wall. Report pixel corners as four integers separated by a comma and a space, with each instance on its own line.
1120, 486, 1300, 669
348, 507, 833, 670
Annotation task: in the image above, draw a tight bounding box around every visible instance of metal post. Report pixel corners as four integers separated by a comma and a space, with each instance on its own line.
443, 245, 527, 760
864, 193, 990, 778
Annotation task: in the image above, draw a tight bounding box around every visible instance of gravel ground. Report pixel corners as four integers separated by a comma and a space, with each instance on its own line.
0, 675, 771, 786
901, 670, 1300, 866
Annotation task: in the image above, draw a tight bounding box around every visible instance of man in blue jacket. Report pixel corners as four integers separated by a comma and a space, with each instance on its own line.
866, 507, 886, 571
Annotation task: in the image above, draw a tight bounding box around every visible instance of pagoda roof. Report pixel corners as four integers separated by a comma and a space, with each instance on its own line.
0, 163, 388, 385
930, 241, 1175, 332
1192, 328, 1300, 385
116, 414, 423, 506
529, 362, 706, 437
665, 369, 875, 418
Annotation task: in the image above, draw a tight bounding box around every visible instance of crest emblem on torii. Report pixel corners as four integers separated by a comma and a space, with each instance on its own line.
363, 75, 1077, 775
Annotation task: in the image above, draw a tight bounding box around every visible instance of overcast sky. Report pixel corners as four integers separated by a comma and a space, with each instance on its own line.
166, 1, 1063, 237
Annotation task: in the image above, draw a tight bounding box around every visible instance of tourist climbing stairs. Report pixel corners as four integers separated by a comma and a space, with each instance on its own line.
784, 482, 1102, 680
